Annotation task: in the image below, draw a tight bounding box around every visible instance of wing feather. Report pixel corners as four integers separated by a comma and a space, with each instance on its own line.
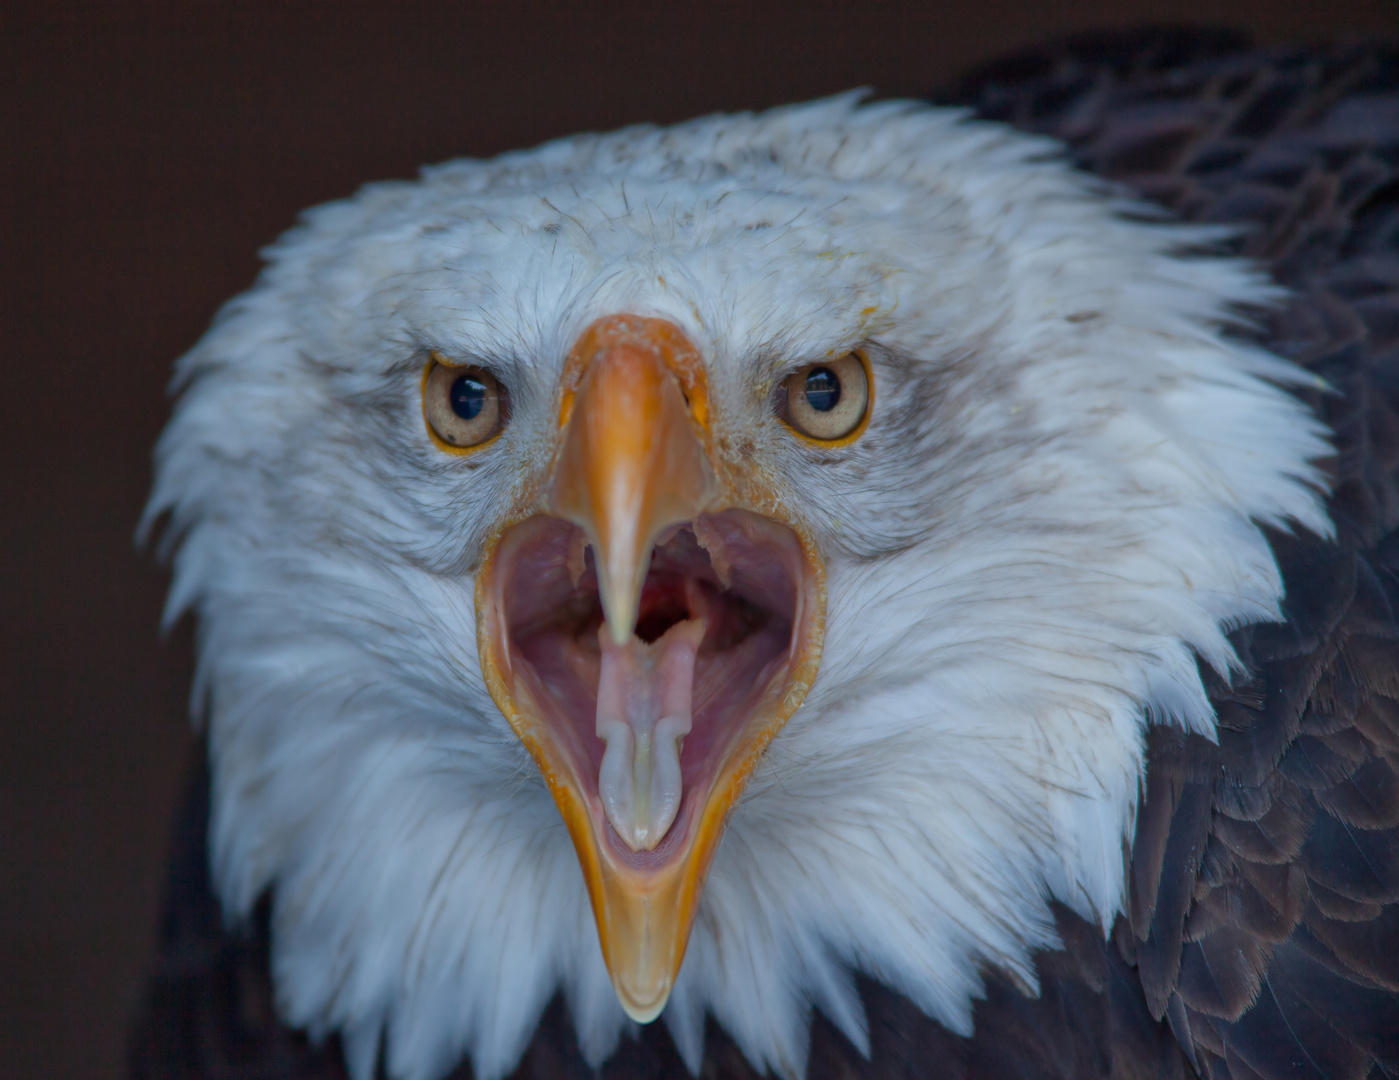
946, 29, 1399, 1080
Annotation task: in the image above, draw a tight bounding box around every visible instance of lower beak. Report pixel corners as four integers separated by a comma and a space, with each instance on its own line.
476, 316, 823, 1020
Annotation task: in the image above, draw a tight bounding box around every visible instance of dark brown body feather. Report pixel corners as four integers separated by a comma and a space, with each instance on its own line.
129, 30, 1399, 1080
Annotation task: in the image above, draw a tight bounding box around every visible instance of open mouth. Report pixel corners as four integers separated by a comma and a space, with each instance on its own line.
487, 509, 811, 868
471, 313, 825, 1021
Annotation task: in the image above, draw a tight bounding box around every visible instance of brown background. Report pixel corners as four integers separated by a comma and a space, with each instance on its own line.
4, 2, 1396, 1077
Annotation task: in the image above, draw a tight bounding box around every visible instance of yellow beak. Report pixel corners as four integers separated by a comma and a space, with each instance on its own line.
476, 315, 823, 1022
549, 317, 717, 645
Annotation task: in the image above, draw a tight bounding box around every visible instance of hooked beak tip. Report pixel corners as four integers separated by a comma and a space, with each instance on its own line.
598, 565, 641, 645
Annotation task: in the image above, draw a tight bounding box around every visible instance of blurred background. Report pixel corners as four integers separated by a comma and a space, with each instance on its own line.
4, 1, 1396, 1076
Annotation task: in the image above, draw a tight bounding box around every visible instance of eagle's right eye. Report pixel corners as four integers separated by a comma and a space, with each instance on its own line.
423, 354, 507, 450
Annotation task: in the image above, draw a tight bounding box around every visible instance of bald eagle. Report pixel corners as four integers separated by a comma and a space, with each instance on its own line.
132, 32, 1399, 1080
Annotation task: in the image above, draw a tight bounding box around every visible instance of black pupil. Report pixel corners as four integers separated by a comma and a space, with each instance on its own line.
803, 368, 841, 412
449, 375, 488, 421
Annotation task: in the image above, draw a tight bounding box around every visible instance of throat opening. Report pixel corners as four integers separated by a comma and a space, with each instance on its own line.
493, 511, 804, 863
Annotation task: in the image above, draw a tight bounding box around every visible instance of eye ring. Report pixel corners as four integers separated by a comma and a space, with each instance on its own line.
780, 351, 871, 445
422, 353, 508, 452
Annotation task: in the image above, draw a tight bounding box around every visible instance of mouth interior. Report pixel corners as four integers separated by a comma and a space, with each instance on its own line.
497, 510, 803, 869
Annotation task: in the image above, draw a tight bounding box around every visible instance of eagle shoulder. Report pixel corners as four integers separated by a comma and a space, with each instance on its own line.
946, 29, 1399, 1080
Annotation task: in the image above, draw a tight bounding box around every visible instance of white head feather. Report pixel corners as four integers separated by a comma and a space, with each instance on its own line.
145, 94, 1330, 1080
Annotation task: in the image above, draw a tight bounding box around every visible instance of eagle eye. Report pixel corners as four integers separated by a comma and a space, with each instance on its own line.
423, 355, 507, 450
781, 352, 870, 443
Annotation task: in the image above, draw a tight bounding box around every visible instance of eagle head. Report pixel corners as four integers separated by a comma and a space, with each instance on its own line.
146, 95, 1329, 1080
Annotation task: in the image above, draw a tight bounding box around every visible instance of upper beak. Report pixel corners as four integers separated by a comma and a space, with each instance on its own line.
476, 315, 823, 1022
548, 317, 717, 643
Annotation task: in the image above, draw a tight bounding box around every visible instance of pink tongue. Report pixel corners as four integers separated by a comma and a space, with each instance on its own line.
595, 616, 706, 851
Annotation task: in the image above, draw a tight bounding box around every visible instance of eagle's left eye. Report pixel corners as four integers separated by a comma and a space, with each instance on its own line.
781, 352, 870, 443
423, 355, 507, 449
